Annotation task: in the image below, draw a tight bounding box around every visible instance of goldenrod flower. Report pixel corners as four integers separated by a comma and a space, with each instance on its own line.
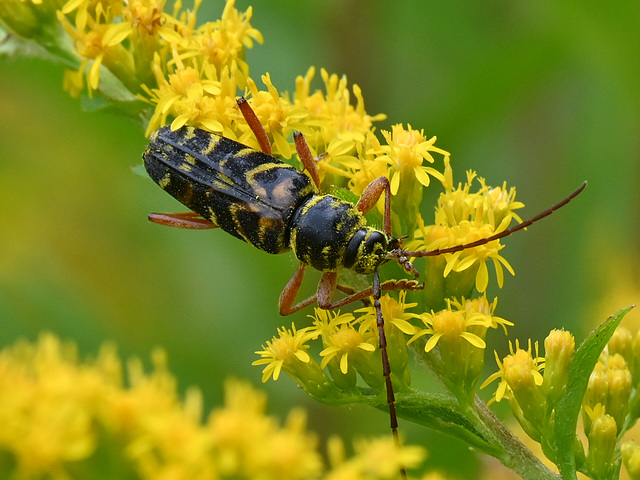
209, 380, 322, 480
356, 291, 419, 337
483, 340, 544, 399
311, 309, 374, 373
307, 306, 396, 392
608, 326, 635, 378
411, 303, 490, 353
377, 124, 447, 195
294, 68, 385, 156
482, 340, 546, 441
410, 295, 503, 398
0, 334, 428, 479
293, 67, 385, 187
541, 329, 574, 407
243, 73, 308, 159
355, 292, 418, 386
253, 323, 317, 382
405, 167, 522, 303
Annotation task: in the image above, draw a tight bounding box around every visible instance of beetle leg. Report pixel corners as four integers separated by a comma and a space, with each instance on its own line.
318, 278, 423, 311
279, 263, 319, 315
237, 97, 272, 155
372, 269, 407, 480
280, 266, 424, 314
355, 177, 392, 236
293, 132, 322, 192
148, 212, 217, 229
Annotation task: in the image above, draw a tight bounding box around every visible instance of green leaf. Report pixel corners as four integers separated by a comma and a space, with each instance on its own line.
551, 305, 635, 479
369, 390, 500, 454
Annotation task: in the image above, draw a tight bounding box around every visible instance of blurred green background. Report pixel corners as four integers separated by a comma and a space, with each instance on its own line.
1, 0, 638, 477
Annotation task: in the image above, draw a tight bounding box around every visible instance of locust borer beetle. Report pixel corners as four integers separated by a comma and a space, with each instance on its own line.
143, 97, 586, 478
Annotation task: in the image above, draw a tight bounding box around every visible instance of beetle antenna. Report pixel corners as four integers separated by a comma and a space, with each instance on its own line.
396, 181, 586, 259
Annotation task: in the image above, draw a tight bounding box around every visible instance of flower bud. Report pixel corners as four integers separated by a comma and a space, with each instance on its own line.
542, 329, 575, 407
587, 413, 617, 479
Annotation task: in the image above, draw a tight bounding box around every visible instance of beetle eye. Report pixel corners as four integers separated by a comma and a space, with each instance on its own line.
365, 232, 387, 254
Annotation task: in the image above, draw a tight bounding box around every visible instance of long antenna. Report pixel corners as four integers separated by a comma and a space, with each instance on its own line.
398, 181, 586, 258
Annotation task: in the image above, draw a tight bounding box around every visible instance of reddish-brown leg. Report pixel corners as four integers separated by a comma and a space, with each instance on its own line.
148, 212, 217, 229
293, 132, 322, 191
355, 176, 392, 236
279, 263, 318, 315
237, 97, 272, 155
280, 269, 422, 315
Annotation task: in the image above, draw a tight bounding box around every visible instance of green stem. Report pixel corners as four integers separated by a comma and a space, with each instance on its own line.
473, 397, 562, 480
368, 390, 561, 480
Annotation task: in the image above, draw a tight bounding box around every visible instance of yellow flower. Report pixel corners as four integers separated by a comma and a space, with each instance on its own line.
356, 291, 419, 338
253, 324, 316, 382
377, 124, 447, 195
210, 380, 323, 480
482, 340, 544, 404
309, 309, 374, 374
242, 73, 308, 158
405, 168, 523, 296
189, 0, 263, 78
293, 67, 385, 186
3, 334, 403, 480
411, 304, 490, 353
582, 353, 631, 436
622, 441, 640, 480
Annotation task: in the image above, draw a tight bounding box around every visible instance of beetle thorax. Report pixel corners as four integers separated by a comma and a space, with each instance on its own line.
289, 194, 367, 272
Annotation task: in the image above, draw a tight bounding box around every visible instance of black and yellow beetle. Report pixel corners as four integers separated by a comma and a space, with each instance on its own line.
143, 98, 430, 317
143, 97, 586, 472
143, 98, 585, 315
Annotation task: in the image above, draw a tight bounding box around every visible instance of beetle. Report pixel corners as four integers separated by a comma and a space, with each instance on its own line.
143, 97, 586, 476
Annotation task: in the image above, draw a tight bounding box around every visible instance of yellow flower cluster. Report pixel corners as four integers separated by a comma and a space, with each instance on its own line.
256, 292, 515, 406
405, 163, 524, 303
0, 333, 430, 480
482, 324, 640, 478
254, 296, 416, 404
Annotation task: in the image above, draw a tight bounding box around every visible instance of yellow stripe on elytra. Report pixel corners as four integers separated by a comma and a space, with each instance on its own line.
182, 126, 197, 141
228, 202, 254, 245
159, 172, 171, 189
206, 207, 219, 227
201, 132, 223, 155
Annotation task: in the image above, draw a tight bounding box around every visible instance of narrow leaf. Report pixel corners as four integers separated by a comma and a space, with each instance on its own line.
552, 305, 635, 478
